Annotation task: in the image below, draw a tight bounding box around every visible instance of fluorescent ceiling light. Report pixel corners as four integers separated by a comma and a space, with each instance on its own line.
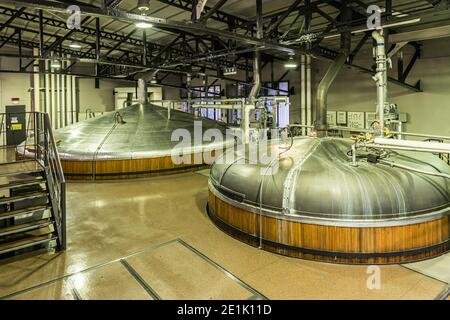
69, 41, 82, 49
285, 63, 298, 68
135, 22, 153, 29
51, 60, 61, 69
384, 18, 421, 28
284, 56, 297, 69
223, 66, 237, 75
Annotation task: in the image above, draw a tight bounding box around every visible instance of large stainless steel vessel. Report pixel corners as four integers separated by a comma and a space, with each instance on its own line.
207, 137, 450, 264
21, 103, 234, 179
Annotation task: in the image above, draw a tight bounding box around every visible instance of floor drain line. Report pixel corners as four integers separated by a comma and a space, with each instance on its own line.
120, 259, 162, 300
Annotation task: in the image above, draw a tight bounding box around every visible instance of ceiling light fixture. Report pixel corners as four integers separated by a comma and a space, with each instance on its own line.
51, 60, 61, 69
284, 55, 298, 69
137, 0, 150, 11
135, 21, 153, 29
223, 66, 237, 76
69, 41, 82, 49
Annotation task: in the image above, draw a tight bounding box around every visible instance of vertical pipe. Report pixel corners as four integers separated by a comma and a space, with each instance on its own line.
248, 0, 262, 103
61, 58, 66, 127
38, 10, 44, 58
137, 78, 148, 104
95, 17, 100, 78
56, 64, 61, 129
72, 76, 77, 123
66, 55, 73, 124
306, 55, 311, 135
187, 73, 192, 113
51, 66, 56, 129
300, 55, 306, 135
45, 60, 50, 114
33, 47, 40, 112
18, 29, 22, 71
142, 29, 147, 66
372, 30, 387, 136
314, 51, 347, 136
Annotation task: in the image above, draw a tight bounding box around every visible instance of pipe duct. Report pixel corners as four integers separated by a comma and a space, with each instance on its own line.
248, 51, 261, 103
137, 78, 148, 104
372, 30, 388, 135
315, 50, 348, 135
248, 0, 262, 103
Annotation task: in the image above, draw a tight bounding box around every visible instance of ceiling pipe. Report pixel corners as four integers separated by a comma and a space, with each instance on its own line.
248, 0, 263, 103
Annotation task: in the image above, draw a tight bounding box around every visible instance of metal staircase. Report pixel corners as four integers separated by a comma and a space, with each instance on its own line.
0, 112, 66, 259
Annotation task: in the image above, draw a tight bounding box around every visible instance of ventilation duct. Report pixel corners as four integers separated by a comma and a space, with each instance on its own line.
315, 50, 348, 136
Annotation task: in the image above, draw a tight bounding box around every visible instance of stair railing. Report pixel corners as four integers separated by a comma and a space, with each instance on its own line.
34, 112, 66, 250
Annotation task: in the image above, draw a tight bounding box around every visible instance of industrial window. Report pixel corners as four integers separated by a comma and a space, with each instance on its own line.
181, 85, 222, 121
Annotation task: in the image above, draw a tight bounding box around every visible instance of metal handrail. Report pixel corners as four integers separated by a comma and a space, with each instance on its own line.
424, 138, 450, 166
0, 111, 66, 250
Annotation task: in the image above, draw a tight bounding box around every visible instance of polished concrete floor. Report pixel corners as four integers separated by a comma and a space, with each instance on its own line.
0, 171, 448, 300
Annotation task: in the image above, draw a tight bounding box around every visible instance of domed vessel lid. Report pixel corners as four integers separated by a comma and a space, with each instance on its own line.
209, 137, 450, 227
42, 103, 233, 161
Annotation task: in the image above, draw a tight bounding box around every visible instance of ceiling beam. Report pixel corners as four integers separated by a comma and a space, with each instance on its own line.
2, 0, 306, 55
157, 0, 250, 28
265, 0, 302, 36
0, 7, 25, 34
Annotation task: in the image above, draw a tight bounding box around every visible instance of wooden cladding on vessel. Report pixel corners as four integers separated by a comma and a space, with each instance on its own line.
60, 150, 221, 180
208, 192, 450, 264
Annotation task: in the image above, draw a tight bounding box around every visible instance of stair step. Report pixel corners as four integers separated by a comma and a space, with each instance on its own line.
0, 177, 45, 191
0, 191, 48, 206
0, 205, 50, 221
0, 219, 53, 237
0, 234, 57, 255
0, 161, 43, 178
